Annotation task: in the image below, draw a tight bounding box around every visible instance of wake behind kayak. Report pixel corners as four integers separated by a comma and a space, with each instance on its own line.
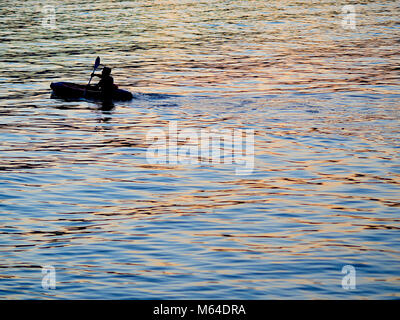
50, 82, 133, 101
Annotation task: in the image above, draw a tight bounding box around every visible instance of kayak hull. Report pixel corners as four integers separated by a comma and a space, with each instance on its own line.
50, 82, 133, 101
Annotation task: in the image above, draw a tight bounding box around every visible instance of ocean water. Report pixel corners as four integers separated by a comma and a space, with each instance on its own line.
0, 0, 399, 299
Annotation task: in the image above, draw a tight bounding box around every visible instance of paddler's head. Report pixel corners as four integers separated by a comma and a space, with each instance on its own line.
102, 67, 112, 77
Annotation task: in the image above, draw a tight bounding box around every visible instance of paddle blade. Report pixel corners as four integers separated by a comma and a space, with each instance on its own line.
94, 56, 100, 70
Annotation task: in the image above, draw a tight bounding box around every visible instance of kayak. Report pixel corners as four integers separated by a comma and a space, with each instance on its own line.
50, 82, 133, 101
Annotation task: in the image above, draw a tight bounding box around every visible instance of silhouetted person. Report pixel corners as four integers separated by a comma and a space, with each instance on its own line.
92, 67, 114, 100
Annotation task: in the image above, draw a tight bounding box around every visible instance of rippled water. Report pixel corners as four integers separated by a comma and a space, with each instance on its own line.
1, 0, 399, 299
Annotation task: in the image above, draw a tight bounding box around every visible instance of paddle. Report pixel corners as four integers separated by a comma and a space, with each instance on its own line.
84, 56, 100, 98
87, 56, 101, 86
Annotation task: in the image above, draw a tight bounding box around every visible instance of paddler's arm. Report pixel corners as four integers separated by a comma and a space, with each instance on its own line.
86, 74, 101, 88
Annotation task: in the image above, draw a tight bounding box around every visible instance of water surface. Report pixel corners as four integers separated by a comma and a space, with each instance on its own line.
0, 0, 399, 299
